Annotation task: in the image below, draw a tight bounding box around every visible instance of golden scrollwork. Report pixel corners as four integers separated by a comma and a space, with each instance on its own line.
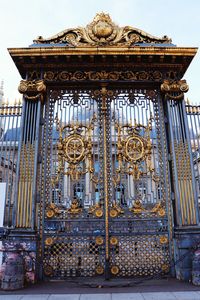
161, 79, 189, 100
129, 199, 166, 216
46, 203, 61, 218
44, 70, 163, 82
157, 208, 166, 217
18, 79, 46, 102
34, 13, 171, 46
89, 203, 103, 218
109, 202, 124, 218
52, 114, 98, 184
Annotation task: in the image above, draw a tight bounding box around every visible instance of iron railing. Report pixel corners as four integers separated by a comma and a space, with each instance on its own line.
186, 104, 200, 207
0, 101, 22, 227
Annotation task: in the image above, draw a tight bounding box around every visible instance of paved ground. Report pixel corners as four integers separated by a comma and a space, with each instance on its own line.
0, 292, 200, 299
0, 278, 200, 299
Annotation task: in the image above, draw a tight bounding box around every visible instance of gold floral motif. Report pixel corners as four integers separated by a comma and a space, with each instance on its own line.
34, 13, 171, 46
89, 203, 103, 218
95, 236, 104, 245
96, 265, 104, 275
157, 208, 166, 217
45, 237, 54, 246
111, 265, 119, 275
129, 200, 166, 216
159, 236, 168, 244
110, 237, 118, 246
46, 209, 54, 219
46, 203, 61, 218
129, 199, 145, 214
68, 199, 82, 214
109, 203, 124, 218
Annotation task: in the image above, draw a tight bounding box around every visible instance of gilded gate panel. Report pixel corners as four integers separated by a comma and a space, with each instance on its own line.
41, 88, 171, 279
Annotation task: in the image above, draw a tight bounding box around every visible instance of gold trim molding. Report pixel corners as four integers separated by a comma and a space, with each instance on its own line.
44, 70, 163, 82
34, 13, 171, 47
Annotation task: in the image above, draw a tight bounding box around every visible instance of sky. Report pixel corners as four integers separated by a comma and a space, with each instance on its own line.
0, 0, 200, 104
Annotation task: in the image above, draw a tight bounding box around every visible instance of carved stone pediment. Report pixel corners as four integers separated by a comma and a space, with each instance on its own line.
33, 13, 172, 47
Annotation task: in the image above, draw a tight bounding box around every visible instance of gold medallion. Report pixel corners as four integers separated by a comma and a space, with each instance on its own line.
46, 209, 54, 218
159, 236, 168, 244
44, 265, 53, 276
96, 265, 104, 275
109, 208, 118, 218
95, 208, 103, 218
95, 236, 104, 246
45, 237, 54, 246
111, 265, 119, 275
110, 237, 118, 246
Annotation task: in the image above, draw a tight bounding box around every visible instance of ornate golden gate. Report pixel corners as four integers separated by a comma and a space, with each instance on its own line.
8, 13, 199, 283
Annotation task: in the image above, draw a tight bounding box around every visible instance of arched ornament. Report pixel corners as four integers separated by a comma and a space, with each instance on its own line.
34, 13, 172, 46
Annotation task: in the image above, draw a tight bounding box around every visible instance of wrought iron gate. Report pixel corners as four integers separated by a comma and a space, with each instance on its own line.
40, 86, 171, 279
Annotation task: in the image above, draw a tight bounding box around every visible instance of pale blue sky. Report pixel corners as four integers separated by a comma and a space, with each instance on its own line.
0, 0, 200, 103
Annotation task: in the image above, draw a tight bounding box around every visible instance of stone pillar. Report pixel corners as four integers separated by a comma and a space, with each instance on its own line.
1, 80, 46, 288
161, 79, 200, 281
